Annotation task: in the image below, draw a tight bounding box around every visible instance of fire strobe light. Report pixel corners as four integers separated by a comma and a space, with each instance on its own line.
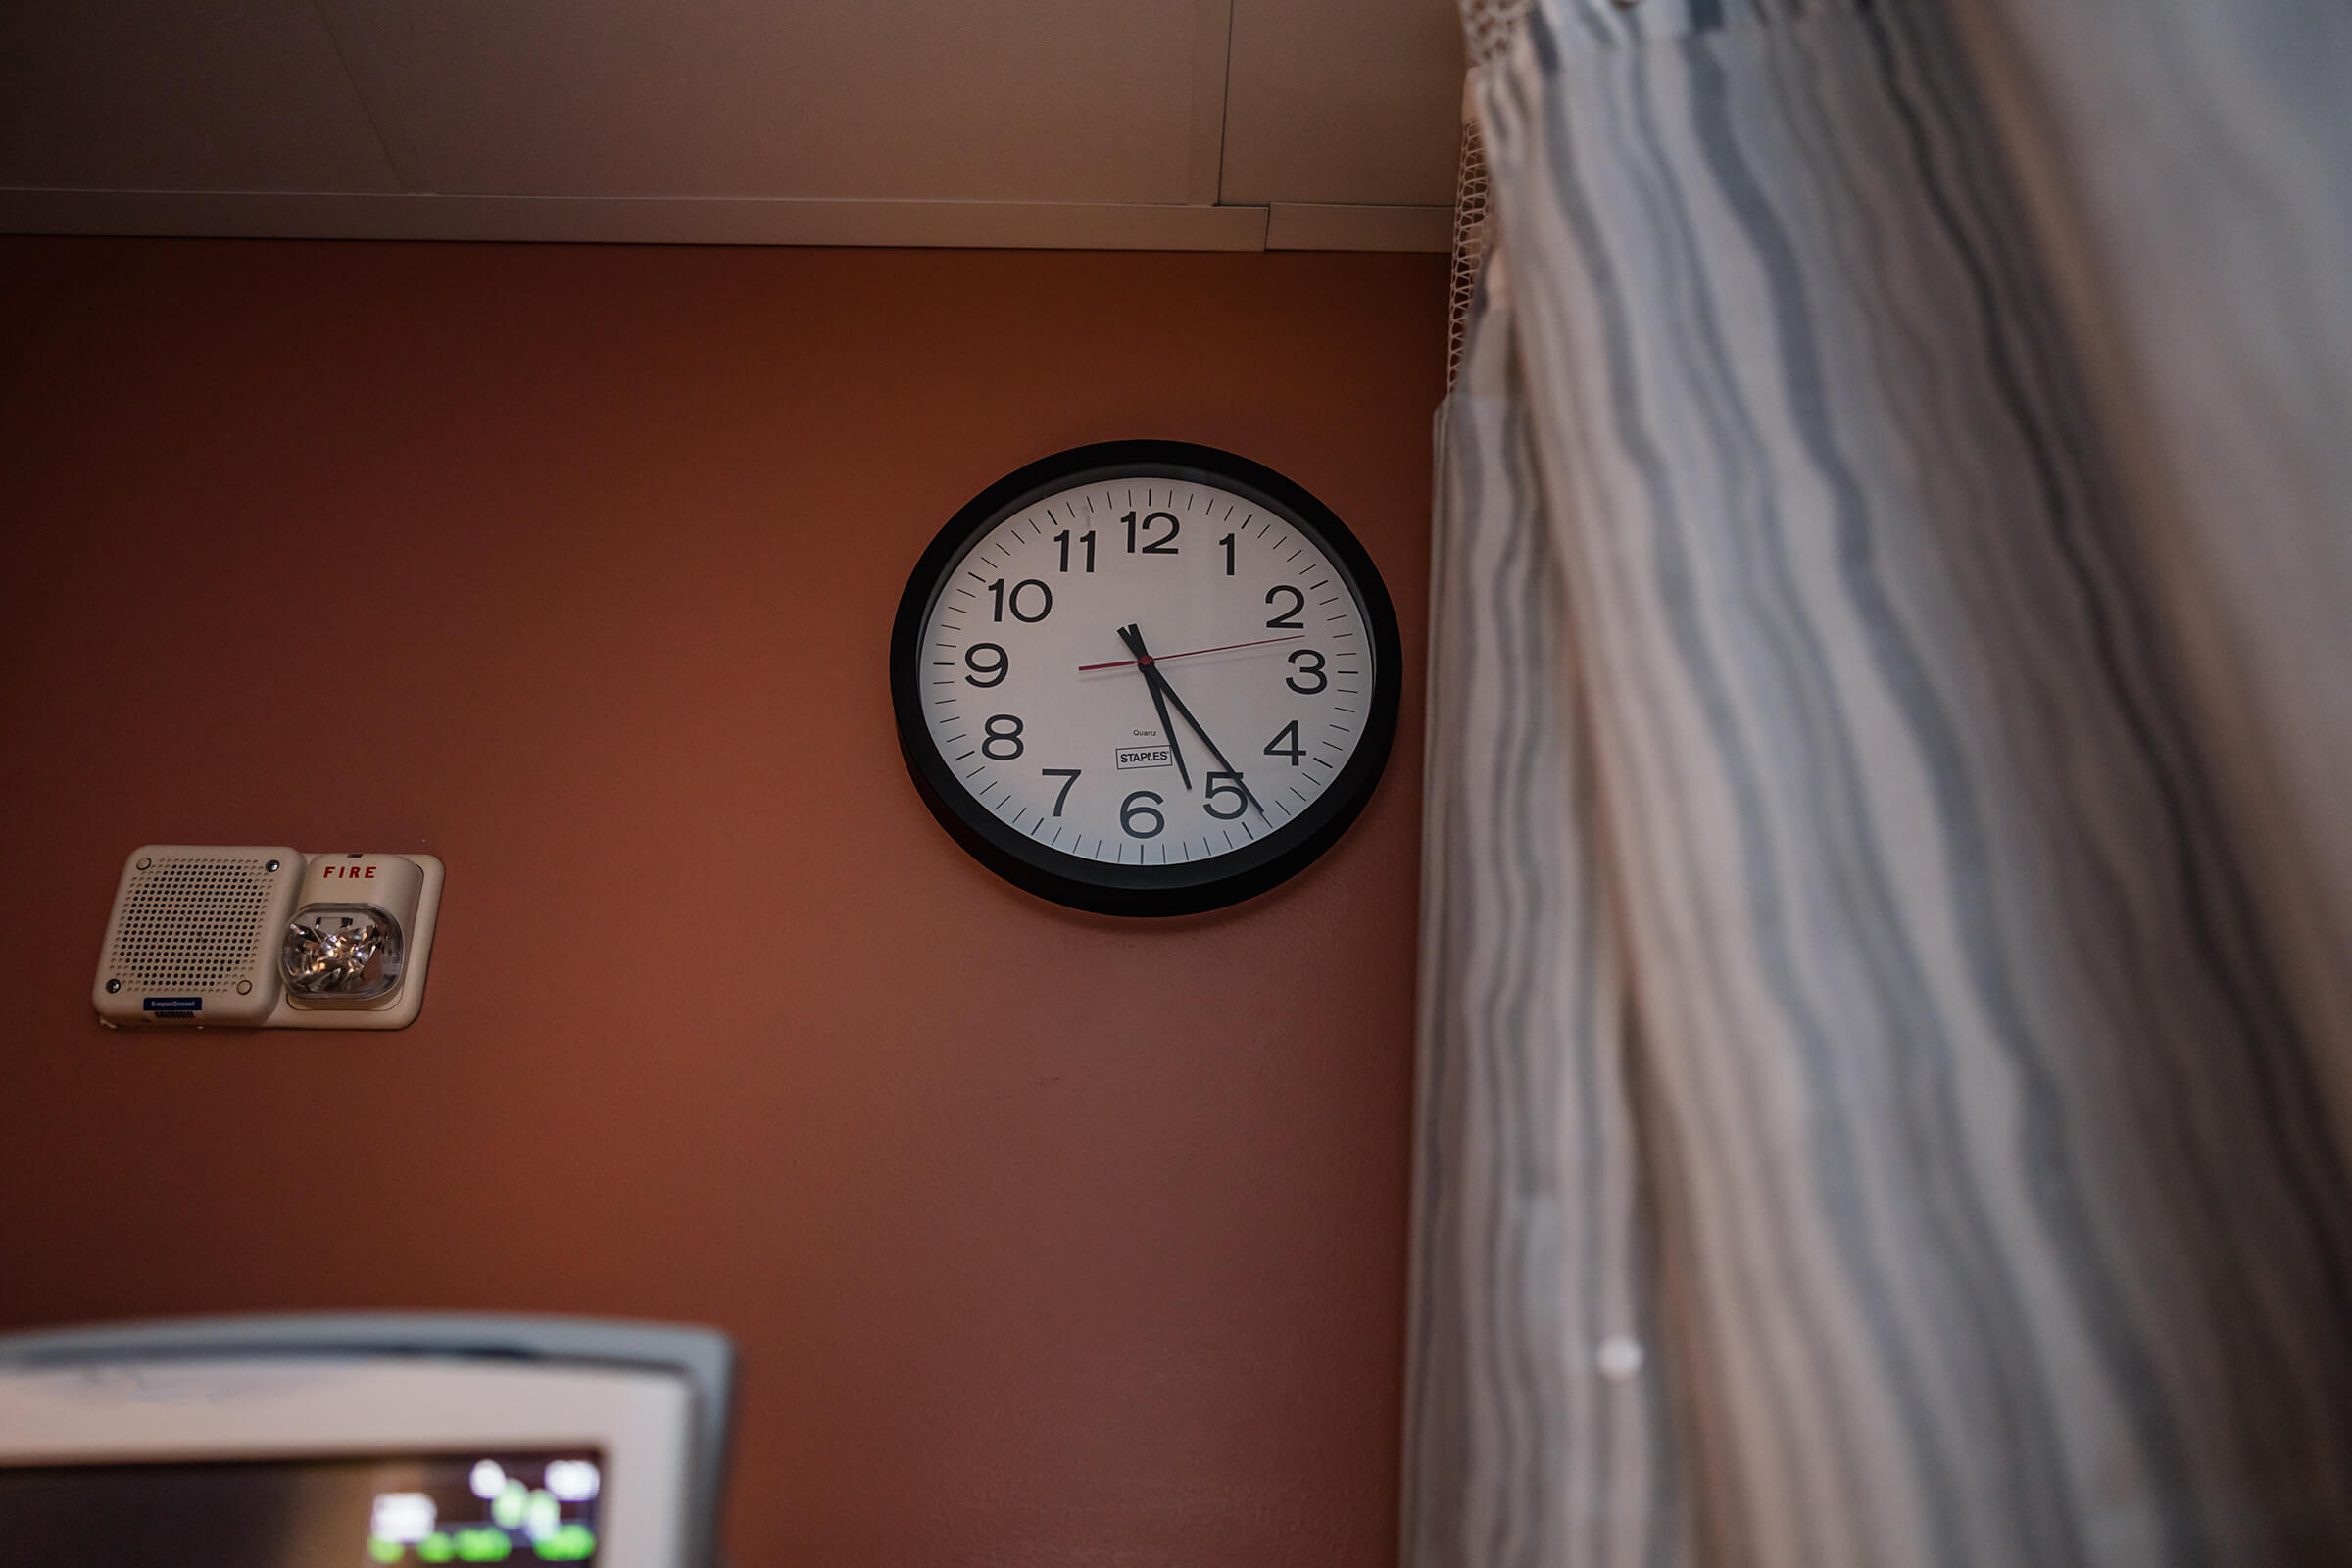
92, 847, 444, 1030
282, 905, 404, 1000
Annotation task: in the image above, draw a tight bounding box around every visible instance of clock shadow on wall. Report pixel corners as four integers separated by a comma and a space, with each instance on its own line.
889, 441, 1402, 917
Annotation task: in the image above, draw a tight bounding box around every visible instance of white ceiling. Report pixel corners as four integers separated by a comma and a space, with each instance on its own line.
0, 0, 1464, 251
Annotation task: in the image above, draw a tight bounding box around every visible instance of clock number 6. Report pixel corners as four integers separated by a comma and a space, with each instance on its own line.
988, 578, 1052, 622
1120, 791, 1166, 839
1041, 768, 1081, 815
982, 714, 1025, 760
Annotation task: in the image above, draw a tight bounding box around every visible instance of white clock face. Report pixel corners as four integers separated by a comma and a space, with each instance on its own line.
912, 472, 1379, 878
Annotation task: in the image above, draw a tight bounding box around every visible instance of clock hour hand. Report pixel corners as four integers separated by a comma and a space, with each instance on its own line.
1116, 623, 1192, 791
1126, 624, 1266, 819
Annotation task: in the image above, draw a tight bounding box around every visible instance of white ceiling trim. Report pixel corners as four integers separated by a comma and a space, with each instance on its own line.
0, 190, 1449, 251
1266, 203, 1451, 252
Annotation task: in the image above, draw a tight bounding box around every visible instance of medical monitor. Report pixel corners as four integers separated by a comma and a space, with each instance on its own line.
0, 1315, 733, 1568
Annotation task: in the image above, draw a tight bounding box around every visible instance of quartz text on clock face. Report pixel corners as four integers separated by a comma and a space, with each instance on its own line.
916, 475, 1375, 871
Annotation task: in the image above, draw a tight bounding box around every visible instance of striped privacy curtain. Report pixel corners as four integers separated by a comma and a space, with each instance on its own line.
1405, 2, 2352, 1565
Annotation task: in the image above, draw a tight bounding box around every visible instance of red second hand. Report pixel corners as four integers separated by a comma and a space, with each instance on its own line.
1078, 632, 1305, 672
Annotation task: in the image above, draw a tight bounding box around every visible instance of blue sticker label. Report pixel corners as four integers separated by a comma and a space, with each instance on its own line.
143, 997, 203, 1014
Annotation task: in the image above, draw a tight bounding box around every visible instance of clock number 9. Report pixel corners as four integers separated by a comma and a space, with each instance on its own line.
982, 714, 1025, 760
1120, 790, 1166, 839
988, 578, 1053, 622
1285, 648, 1327, 694
963, 643, 1007, 687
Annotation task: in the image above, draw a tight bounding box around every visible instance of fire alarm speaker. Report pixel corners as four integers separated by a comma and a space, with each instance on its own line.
93, 846, 445, 1031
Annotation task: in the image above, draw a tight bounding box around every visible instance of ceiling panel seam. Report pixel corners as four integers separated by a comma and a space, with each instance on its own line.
306, 0, 431, 193
1213, 0, 1238, 205
1188, 0, 1235, 207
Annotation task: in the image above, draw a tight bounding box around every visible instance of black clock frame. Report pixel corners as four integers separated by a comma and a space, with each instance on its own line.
890, 439, 1402, 917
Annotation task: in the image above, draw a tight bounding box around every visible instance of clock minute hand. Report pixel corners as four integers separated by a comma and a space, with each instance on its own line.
1128, 628, 1267, 819
1117, 623, 1193, 792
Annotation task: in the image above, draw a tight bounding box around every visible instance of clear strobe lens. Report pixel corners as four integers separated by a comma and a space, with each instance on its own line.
279, 903, 405, 1000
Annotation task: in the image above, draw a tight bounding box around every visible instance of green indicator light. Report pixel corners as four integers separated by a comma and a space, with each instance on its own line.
524, 1490, 561, 1541
368, 1539, 405, 1563
453, 1527, 514, 1562
418, 1532, 456, 1563
533, 1524, 597, 1561
493, 1481, 529, 1530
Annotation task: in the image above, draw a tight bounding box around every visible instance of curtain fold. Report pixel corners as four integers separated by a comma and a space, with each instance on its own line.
1407, 1, 2352, 1563
1946, 0, 2352, 1145
1407, 283, 1691, 1568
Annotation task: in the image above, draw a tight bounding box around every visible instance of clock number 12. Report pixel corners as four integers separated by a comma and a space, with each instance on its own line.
1124, 511, 1179, 555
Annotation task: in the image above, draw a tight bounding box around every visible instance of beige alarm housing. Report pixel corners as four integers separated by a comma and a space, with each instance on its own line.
92, 846, 444, 1030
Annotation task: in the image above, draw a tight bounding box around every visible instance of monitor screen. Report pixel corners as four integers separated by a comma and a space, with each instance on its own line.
0, 1450, 605, 1566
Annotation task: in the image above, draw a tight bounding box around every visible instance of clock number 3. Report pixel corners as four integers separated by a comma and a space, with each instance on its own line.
1285, 648, 1327, 694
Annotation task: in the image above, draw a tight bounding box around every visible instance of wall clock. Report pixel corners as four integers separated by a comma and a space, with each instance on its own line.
890, 440, 1402, 916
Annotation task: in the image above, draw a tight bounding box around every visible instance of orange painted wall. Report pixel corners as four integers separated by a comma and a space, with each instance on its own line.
0, 238, 1444, 1565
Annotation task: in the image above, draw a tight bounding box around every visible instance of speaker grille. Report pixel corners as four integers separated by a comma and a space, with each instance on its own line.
108, 855, 275, 992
